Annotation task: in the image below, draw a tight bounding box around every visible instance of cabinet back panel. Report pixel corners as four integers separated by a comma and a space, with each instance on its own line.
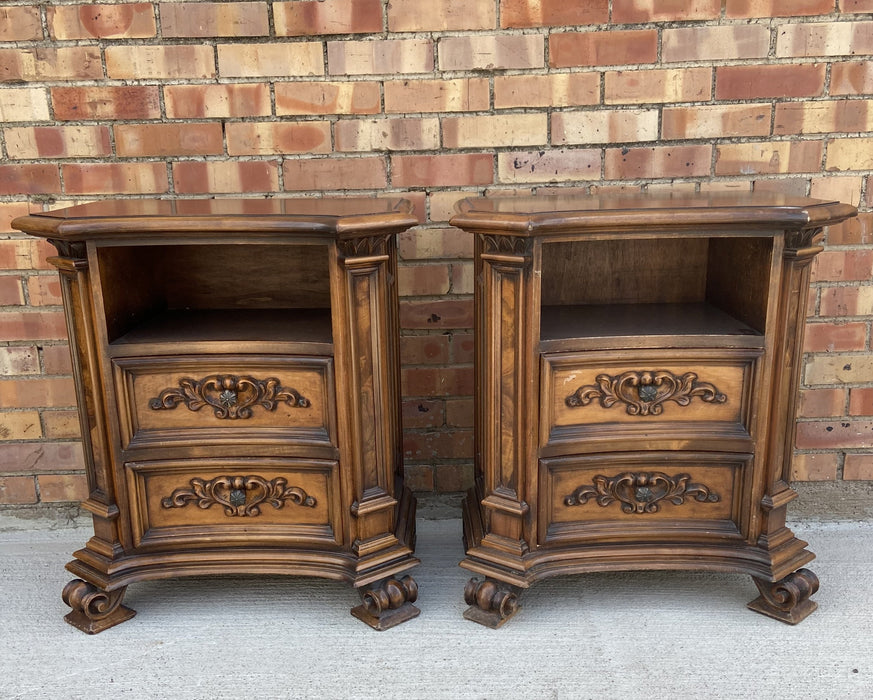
540, 239, 708, 306
706, 238, 772, 333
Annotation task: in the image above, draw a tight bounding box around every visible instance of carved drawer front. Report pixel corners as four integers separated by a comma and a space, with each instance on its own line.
539, 452, 750, 546
125, 457, 342, 549
541, 348, 759, 448
114, 355, 335, 450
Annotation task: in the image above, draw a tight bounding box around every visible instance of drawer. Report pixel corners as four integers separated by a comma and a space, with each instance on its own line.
539, 451, 749, 546
124, 457, 343, 549
540, 348, 760, 448
114, 355, 336, 450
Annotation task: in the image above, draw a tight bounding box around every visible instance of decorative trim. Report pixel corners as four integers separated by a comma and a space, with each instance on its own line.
564, 471, 720, 514
565, 370, 726, 416
148, 374, 309, 419
480, 233, 530, 256
161, 475, 317, 517
48, 239, 87, 259
338, 234, 389, 257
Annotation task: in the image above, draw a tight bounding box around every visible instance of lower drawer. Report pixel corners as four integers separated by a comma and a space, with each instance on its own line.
124, 457, 343, 550
538, 451, 750, 546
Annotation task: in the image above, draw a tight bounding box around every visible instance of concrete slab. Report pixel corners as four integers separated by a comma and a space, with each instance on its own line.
2, 519, 872, 699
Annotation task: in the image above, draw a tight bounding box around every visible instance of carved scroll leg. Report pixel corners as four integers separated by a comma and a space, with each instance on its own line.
463, 577, 521, 629
747, 568, 819, 625
351, 575, 420, 631
62, 579, 136, 634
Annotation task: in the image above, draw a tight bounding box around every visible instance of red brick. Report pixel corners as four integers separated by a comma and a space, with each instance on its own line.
842, 0, 873, 10
0, 410, 42, 439
805, 354, 873, 384
41, 345, 73, 375
0, 47, 102, 81
0, 5, 43, 40
776, 100, 873, 135
48, 3, 155, 39
0, 346, 39, 375
440, 35, 544, 71
42, 409, 81, 439
501, 0, 608, 27
451, 332, 474, 363
606, 68, 711, 104
389, 0, 493, 31
385, 79, 489, 113
282, 157, 387, 191
451, 263, 474, 295
0, 239, 48, 271
0, 442, 84, 474
810, 176, 862, 207
446, 397, 474, 428
716, 64, 826, 99
105, 45, 216, 79
495, 73, 598, 110
398, 226, 474, 260
328, 39, 433, 75
0, 164, 61, 196
715, 141, 824, 176
5, 126, 112, 160
795, 420, 873, 449
401, 366, 474, 397
777, 21, 873, 58
831, 61, 873, 95
38, 473, 89, 502
553, 110, 658, 145
334, 118, 440, 152
392, 154, 493, 188
0, 376, 76, 408
225, 122, 331, 156
398, 264, 452, 296
172, 161, 279, 195
51, 86, 161, 121
0, 276, 23, 305
161, 2, 268, 37
550, 30, 656, 68
276, 81, 381, 115
799, 388, 846, 417
812, 249, 873, 282
399, 298, 474, 329
843, 453, 873, 480
434, 463, 474, 492
754, 178, 812, 198
803, 322, 868, 351
400, 334, 451, 365
0, 88, 49, 122
277, 0, 382, 35
663, 25, 770, 62
613, 0, 721, 21
26, 275, 63, 306
726, 0, 835, 16
403, 429, 473, 461
165, 84, 271, 118
62, 163, 168, 195
0, 477, 37, 505
849, 388, 873, 416
791, 453, 839, 481
404, 465, 434, 492
819, 286, 873, 317
827, 212, 873, 245
1, 203, 33, 234
218, 42, 323, 78
115, 123, 223, 158
827, 137, 873, 172
605, 145, 712, 180
401, 398, 445, 429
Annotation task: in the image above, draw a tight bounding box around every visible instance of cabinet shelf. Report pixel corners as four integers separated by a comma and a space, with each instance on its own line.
539, 302, 763, 352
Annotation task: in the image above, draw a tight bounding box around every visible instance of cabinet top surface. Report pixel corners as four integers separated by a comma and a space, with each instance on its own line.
12, 197, 417, 241
452, 192, 856, 235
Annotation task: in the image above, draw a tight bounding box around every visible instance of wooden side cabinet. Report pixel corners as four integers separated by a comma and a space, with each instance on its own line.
450, 192, 856, 628
13, 198, 420, 633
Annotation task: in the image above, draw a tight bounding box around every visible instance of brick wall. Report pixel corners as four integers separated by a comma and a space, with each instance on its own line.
1, 1, 872, 509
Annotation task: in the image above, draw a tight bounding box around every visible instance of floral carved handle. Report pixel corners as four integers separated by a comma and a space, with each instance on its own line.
149, 374, 309, 419
161, 475, 317, 517
565, 370, 726, 416
564, 471, 720, 514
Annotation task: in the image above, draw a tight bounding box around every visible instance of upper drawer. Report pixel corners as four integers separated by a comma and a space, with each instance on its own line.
541, 348, 761, 450
114, 354, 335, 450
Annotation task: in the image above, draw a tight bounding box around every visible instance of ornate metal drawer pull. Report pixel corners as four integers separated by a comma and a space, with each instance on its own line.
564, 471, 720, 514
148, 374, 309, 419
161, 475, 317, 517
565, 370, 726, 416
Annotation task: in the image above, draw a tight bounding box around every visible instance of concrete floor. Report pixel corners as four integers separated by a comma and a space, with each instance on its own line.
2, 515, 872, 699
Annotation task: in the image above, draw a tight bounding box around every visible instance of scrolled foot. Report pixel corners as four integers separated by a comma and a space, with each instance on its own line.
463, 577, 521, 629
62, 579, 136, 634
351, 575, 420, 631
747, 568, 819, 625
